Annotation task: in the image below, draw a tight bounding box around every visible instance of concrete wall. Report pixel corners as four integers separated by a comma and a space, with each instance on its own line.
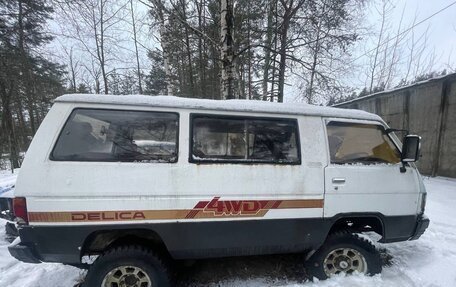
335, 74, 456, 178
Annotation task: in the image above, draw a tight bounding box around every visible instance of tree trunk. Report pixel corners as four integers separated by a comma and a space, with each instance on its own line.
161, 25, 173, 95
239, 63, 245, 99
153, 0, 174, 95
130, 0, 143, 94
277, 18, 290, 103
196, 0, 205, 98
181, 0, 195, 97
247, 0, 252, 100
100, 1, 108, 94
69, 48, 77, 92
270, 0, 280, 102
15, 102, 27, 148
18, 0, 37, 133
0, 82, 20, 169
308, 12, 323, 104
262, 0, 275, 101
95, 78, 101, 94
384, 6, 405, 88
220, 0, 236, 99
92, 0, 108, 94
6, 109, 20, 170
369, 0, 387, 93
276, 0, 306, 103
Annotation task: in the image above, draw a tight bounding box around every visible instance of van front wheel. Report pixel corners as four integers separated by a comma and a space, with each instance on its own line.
83, 245, 171, 287
306, 232, 382, 280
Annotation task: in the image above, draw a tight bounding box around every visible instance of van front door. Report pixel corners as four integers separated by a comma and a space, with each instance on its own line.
323, 119, 420, 220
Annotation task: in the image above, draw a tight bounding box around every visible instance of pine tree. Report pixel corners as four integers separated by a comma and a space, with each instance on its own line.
0, 0, 65, 168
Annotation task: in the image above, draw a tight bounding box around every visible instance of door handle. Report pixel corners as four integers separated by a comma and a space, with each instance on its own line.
332, 178, 346, 184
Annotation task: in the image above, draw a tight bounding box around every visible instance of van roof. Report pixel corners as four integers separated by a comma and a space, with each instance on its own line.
55, 94, 381, 121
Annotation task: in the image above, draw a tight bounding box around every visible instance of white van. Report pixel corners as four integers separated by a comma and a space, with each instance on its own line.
9, 94, 429, 286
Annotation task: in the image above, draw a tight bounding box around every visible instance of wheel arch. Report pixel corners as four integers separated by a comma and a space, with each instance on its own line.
80, 228, 171, 260
327, 213, 385, 239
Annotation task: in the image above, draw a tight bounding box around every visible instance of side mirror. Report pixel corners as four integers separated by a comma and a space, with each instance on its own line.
401, 135, 421, 162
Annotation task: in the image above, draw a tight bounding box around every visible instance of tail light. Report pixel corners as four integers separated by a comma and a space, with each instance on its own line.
13, 197, 29, 225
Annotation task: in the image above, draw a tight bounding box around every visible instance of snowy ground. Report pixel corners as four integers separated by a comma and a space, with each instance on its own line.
0, 173, 455, 287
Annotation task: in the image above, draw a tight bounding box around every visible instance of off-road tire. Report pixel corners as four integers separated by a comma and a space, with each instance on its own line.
83, 245, 171, 287
305, 231, 382, 280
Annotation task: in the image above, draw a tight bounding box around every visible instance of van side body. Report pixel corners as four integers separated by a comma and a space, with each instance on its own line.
9, 95, 429, 265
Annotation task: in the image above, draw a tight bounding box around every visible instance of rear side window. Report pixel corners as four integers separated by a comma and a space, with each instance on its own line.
326, 121, 400, 165
191, 115, 300, 164
51, 109, 178, 162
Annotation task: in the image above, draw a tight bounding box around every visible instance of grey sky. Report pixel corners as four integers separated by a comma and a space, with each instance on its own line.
286, 0, 456, 102
351, 0, 456, 87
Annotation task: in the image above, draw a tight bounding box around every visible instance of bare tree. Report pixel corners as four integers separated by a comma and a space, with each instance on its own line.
193, 0, 207, 98
59, 45, 81, 93
220, 0, 236, 99
383, 4, 406, 87
130, 0, 143, 93
262, 0, 277, 101
143, 0, 238, 99
368, 0, 389, 93
55, 0, 129, 94
150, 0, 174, 95
276, 0, 307, 103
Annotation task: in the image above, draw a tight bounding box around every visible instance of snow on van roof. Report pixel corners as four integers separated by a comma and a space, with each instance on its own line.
55, 94, 381, 121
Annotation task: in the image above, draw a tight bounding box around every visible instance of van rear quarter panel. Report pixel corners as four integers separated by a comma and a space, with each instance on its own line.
16, 103, 330, 261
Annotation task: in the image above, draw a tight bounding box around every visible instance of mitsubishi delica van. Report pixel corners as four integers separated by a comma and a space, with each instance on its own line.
8, 94, 429, 286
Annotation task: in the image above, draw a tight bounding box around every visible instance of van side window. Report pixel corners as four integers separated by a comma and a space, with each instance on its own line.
326, 121, 400, 165
51, 109, 178, 162
191, 115, 300, 164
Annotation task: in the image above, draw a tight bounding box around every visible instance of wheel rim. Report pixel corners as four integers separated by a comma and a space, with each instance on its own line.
101, 265, 152, 287
323, 247, 368, 277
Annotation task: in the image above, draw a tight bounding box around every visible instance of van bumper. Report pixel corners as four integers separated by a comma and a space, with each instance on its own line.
410, 214, 430, 241
8, 237, 41, 264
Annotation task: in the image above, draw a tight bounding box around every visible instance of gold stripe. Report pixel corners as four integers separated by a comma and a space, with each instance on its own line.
277, 199, 324, 209
28, 199, 324, 223
29, 210, 190, 222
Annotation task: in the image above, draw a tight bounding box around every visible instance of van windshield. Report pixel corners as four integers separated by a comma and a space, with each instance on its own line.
51, 109, 178, 162
327, 121, 401, 165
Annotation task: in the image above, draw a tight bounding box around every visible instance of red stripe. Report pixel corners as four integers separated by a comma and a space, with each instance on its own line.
272, 200, 282, 209
186, 210, 199, 219
194, 201, 209, 209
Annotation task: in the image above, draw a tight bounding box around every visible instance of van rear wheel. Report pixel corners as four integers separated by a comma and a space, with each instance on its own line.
83, 245, 171, 287
306, 232, 381, 280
